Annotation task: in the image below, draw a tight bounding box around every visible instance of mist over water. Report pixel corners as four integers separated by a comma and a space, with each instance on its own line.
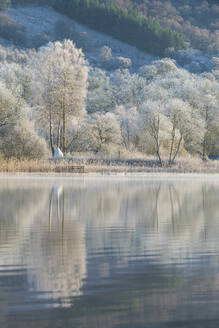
1, 176, 219, 327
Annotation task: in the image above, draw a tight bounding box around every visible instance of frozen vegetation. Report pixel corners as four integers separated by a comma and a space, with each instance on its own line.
0, 4, 218, 170
8, 6, 155, 68
1, 5, 217, 72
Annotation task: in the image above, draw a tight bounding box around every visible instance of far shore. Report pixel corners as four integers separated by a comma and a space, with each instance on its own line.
2, 172, 219, 186
1, 157, 219, 176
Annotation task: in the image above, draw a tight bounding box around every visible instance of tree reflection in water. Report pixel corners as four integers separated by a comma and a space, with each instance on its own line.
0, 180, 87, 309
0, 177, 219, 327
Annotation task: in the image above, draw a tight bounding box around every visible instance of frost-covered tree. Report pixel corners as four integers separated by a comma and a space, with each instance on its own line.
137, 62, 219, 159
110, 69, 147, 108
139, 100, 195, 165
88, 112, 122, 154
86, 57, 219, 159
88, 68, 108, 92
0, 81, 19, 129
0, 45, 35, 65
30, 40, 89, 155
139, 101, 167, 166
100, 46, 112, 61
153, 58, 178, 75
65, 117, 87, 153
115, 106, 139, 151
164, 98, 203, 164
0, 62, 31, 101
103, 57, 132, 70
199, 94, 219, 160
0, 81, 47, 159
0, 118, 48, 159
87, 68, 115, 113
138, 59, 177, 80
87, 69, 148, 114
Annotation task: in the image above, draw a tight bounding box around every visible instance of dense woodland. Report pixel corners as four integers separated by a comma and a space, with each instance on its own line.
0, 0, 218, 165
0, 39, 218, 164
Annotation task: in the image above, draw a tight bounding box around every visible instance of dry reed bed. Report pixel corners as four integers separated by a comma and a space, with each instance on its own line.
1, 157, 219, 174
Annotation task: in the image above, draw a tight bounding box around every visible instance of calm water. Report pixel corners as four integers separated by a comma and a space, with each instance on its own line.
1, 176, 219, 327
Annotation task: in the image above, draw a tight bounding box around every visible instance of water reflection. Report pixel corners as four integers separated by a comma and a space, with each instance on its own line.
1, 177, 219, 327
0, 180, 87, 309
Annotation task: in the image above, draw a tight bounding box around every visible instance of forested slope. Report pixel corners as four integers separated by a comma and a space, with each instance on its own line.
3, 0, 186, 56
54, 0, 186, 56
100, 0, 219, 53
4, 0, 218, 54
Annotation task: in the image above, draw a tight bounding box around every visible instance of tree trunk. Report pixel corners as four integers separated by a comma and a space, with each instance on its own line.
62, 109, 66, 155
49, 112, 54, 156
154, 115, 162, 166
172, 135, 183, 164
57, 121, 61, 149
169, 125, 175, 165
202, 135, 207, 161
155, 137, 162, 166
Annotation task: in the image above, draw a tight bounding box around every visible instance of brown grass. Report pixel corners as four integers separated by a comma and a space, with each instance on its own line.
1, 157, 219, 174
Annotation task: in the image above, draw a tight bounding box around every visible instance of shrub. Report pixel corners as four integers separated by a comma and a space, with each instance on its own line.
100, 46, 112, 61
102, 56, 132, 70
0, 120, 48, 159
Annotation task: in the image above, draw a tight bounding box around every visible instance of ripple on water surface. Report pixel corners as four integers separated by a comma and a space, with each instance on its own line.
0, 177, 219, 327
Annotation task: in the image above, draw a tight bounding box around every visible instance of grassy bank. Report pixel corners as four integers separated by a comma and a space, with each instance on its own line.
1, 157, 219, 174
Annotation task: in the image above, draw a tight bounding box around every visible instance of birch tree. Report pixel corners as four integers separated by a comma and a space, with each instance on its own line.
199, 95, 219, 160
115, 105, 139, 151
164, 98, 203, 165
139, 101, 165, 166
30, 40, 89, 155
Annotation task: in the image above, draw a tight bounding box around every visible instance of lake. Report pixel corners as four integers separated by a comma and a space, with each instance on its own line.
1, 175, 219, 328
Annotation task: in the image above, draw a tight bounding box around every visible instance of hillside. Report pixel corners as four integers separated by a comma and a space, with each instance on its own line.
0, 4, 218, 163
54, 0, 186, 56
99, 0, 219, 54
0, 5, 216, 73
8, 0, 219, 55
4, 6, 155, 68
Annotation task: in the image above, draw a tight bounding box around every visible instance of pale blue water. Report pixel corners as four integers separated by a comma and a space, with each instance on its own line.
0, 176, 219, 327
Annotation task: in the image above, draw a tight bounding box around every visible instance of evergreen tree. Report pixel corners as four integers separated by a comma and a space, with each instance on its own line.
54, 0, 186, 56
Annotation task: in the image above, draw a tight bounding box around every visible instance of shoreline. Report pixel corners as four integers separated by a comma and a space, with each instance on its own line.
1, 171, 219, 179
1, 158, 219, 176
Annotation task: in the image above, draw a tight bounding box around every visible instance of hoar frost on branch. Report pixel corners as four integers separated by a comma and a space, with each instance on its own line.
88, 112, 122, 154
0, 40, 219, 163
0, 81, 47, 159
0, 81, 20, 129
30, 40, 89, 155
